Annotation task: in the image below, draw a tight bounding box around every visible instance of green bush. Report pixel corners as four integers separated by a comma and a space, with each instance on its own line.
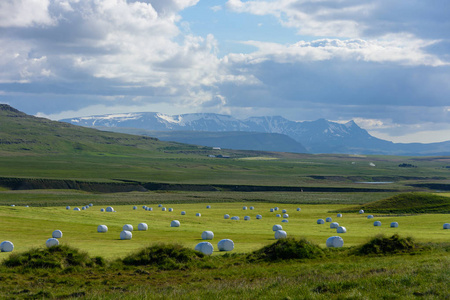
354, 234, 417, 256
122, 243, 205, 270
248, 238, 324, 262
2, 245, 99, 269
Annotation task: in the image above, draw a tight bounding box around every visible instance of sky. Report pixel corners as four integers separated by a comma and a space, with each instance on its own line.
1, 0, 450, 143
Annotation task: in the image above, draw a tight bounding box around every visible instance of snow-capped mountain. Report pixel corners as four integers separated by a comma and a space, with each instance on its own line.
62, 113, 450, 155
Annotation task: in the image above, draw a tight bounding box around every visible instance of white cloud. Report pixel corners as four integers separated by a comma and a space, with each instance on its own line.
0, 0, 55, 27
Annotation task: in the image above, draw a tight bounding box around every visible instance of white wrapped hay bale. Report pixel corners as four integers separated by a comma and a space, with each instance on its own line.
195, 242, 213, 255
274, 230, 287, 239
52, 230, 63, 238
82, 206, 86, 210
276, 214, 281, 218
244, 216, 250, 221
142, 205, 147, 209
217, 239, 234, 251
162, 207, 167, 211
46, 238, 59, 248
330, 222, 339, 229
66, 206, 70, 210
100, 208, 105, 212
231, 216, 239, 220
337, 226, 347, 233
337, 213, 343, 218
282, 209, 287, 213
147, 207, 153, 211
297, 208, 301, 211
326, 236, 344, 248
201, 231, 214, 240
106, 206, 114, 212
367, 215, 374, 219
317, 219, 325, 224
168, 208, 173, 212
133, 206, 137, 210
171, 220, 180, 227
243, 206, 247, 210
158, 204, 162, 207
256, 214, 262, 219
390, 222, 399, 228
0, 241, 14, 252
123, 224, 133, 231
250, 206, 254, 210
274, 207, 279, 211
283, 214, 289, 218
325, 217, 332, 222
196, 213, 201, 217
89, 203, 93, 207
282, 219, 289, 223
206, 205, 211, 209
270, 208, 274, 212
97, 225, 108, 233
374, 221, 382, 227
359, 209, 364, 214
74, 207, 80, 211
272, 224, 283, 231
181, 211, 186, 215
120, 230, 132, 240
224, 214, 230, 219
443, 223, 450, 229
138, 223, 148, 231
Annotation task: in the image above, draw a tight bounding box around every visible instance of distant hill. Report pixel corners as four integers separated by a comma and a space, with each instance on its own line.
62, 112, 450, 156
96, 128, 308, 154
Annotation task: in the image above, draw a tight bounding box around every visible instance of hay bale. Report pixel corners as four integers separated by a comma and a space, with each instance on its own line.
138, 223, 148, 231
148, 207, 153, 211
217, 239, 234, 251
100, 208, 105, 212
97, 225, 108, 233
374, 221, 382, 227
443, 223, 450, 229
82, 206, 86, 210
250, 206, 254, 210
390, 222, 399, 228
272, 224, 283, 231
168, 208, 173, 212
276, 214, 281, 218
0, 241, 14, 252
106, 206, 114, 212
196, 213, 201, 217
206, 205, 211, 209
123, 224, 133, 231
52, 230, 63, 238
282, 219, 289, 223
243, 206, 247, 210
133, 206, 137, 210
256, 214, 262, 219
367, 215, 374, 219
330, 222, 339, 229
142, 205, 147, 209
224, 214, 230, 219
158, 204, 162, 207
283, 214, 289, 218
337, 213, 343, 218
274, 207, 279, 211
66, 206, 70, 210
359, 209, 364, 214
89, 203, 93, 207
74, 207, 80, 211
274, 230, 287, 239
46, 238, 59, 248
244, 216, 250, 221
195, 242, 214, 255
162, 207, 167, 211
297, 208, 301, 211
201, 231, 214, 240
120, 230, 132, 240
326, 217, 332, 222
181, 211, 186, 215
171, 220, 180, 227
337, 226, 347, 233
326, 236, 344, 248
317, 219, 325, 224
231, 216, 239, 220
270, 208, 274, 212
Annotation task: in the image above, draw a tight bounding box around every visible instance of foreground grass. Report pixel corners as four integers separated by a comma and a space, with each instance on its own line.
0, 239, 448, 299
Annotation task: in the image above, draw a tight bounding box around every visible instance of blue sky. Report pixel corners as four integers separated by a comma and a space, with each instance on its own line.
1, 0, 450, 143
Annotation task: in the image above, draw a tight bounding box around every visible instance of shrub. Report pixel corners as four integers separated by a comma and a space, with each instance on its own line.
354, 234, 417, 256
122, 243, 204, 270
248, 238, 324, 262
2, 245, 98, 269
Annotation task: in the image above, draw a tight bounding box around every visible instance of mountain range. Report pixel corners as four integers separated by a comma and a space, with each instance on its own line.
62, 112, 450, 156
